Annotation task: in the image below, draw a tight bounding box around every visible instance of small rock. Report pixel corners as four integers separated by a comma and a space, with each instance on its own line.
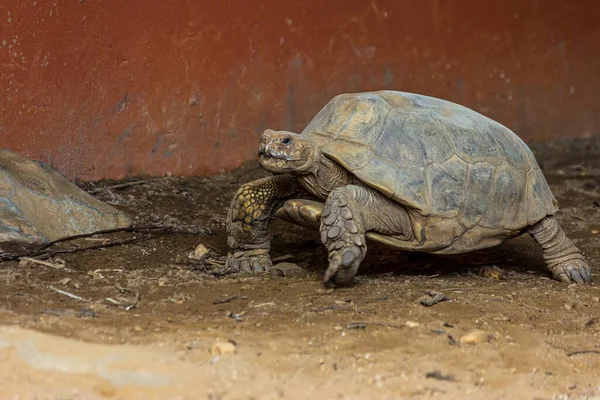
58, 278, 71, 286
0, 149, 131, 252
270, 262, 306, 277
459, 330, 495, 345
211, 341, 236, 356
405, 321, 420, 328
345, 322, 367, 330
592, 296, 599, 303
425, 370, 455, 381
188, 244, 210, 262
592, 230, 599, 235
564, 303, 572, 311
479, 265, 504, 280
418, 290, 449, 307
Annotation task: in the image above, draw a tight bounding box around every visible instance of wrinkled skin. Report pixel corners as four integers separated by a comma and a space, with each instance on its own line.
226, 129, 592, 286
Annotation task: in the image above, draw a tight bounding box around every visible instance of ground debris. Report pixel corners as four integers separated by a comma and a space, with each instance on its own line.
479, 265, 504, 280
418, 290, 449, 307
213, 295, 246, 305
459, 330, 495, 345
566, 349, 600, 357
227, 311, 246, 322
211, 340, 237, 356
19, 257, 70, 271
48, 286, 90, 302
1, 224, 211, 262
270, 262, 306, 277
109, 283, 140, 311
41, 308, 97, 318
188, 243, 211, 262
345, 322, 367, 330
426, 370, 455, 381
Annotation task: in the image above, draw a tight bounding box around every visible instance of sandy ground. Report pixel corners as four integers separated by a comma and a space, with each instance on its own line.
0, 136, 599, 400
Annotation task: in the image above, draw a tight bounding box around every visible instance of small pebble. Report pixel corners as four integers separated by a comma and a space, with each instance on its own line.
592, 230, 599, 235
346, 322, 367, 330
418, 290, 449, 307
479, 265, 504, 280
270, 262, 305, 277
211, 341, 236, 356
459, 330, 494, 345
59, 278, 71, 286
564, 304, 572, 311
189, 243, 210, 262
592, 297, 599, 302
406, 321, 420, 328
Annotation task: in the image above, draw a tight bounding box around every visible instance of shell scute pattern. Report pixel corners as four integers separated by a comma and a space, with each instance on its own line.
301, 90, 558, 239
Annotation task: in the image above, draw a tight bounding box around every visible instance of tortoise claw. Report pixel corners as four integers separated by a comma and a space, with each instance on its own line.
551, 259, 592, 284
226, 249, 272, 273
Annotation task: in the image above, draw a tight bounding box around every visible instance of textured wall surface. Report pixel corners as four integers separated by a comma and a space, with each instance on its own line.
0, 0, 599, 180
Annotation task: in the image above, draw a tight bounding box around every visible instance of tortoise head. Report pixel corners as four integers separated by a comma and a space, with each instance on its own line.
258, 129, 316, 174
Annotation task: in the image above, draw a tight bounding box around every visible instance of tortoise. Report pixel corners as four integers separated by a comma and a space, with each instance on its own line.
225, 90, 592, 286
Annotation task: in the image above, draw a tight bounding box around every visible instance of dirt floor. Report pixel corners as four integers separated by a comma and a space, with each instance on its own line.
1, 136, 600, 400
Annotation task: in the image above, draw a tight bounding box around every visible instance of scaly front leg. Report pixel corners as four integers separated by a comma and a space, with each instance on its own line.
226, 174, 304, 272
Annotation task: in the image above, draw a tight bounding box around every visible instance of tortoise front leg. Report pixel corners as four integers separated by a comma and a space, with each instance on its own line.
319, 185, 414, 287
226, 174, 304, 272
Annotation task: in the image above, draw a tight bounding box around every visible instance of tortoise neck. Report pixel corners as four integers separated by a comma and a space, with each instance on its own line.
297, 151, 355, 199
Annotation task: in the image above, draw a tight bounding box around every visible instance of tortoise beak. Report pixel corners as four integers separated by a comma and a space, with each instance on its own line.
258, 142, 266, 157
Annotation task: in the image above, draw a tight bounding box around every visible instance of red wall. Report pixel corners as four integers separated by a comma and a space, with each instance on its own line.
1, 0, 599, 180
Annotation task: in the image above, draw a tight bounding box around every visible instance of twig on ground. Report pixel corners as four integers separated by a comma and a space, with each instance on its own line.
88, 177, 172, 194
19, 257, 69, 271
38, 225, 210, 250
44, 236, 147, 257
0, 224, 211, 262
48, 286, 90, 302
567, 350, 600, 356
559, 211, 586, 222
205, 259, 225, 267
213, 295, 246, 305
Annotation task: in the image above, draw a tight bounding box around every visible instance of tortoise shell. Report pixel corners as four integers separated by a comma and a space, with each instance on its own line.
299, 91, 558, 254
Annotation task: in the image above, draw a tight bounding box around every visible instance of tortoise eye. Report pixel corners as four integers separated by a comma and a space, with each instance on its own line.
281, 138, 291, 145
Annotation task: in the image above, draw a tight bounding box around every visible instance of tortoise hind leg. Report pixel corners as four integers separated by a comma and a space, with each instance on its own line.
274, 199, 324, 230
528, 215, 592, 283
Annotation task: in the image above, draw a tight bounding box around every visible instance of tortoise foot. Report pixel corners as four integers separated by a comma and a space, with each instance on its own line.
550, 259, 592, 284
529, 216, 593, 284
320, 187, 367, 287
323, 246, 364, 287
226, 249, 272, 272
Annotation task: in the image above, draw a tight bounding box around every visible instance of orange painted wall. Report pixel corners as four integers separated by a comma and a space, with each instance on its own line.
0, 0, 599, 180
